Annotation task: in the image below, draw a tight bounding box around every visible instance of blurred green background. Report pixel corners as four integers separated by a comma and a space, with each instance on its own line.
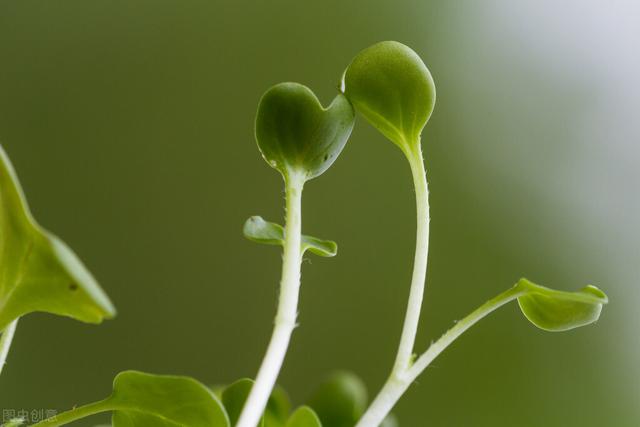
1, 1, 638, 426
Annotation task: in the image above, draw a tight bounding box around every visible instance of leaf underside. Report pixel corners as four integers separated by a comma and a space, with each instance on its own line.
516, 278, 608, 332
0, 144, 115, 331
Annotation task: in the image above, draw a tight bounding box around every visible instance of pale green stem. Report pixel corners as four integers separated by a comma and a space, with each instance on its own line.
30, 399, 113, 427
236, 171, 305, 427
392, 144, 431, 374
356, 285, 526, 427
0, 319, 18, 378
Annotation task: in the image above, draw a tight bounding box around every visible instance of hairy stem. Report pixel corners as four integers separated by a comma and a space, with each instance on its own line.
392, 145, 430, 373
356, 285, 525, 427
0, 319, 18, 378
30, 399, 112, 427
236, 171, 305, 427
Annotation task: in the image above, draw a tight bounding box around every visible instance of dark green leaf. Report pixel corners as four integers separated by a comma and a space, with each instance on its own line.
255, 83, 355, 181
516, 278, 608, 332
221, 378, 290, 427
342, 41, 436, 152
307, 372, 367, 427
285, 407, 322, 427
243, 216, 337, 257
222, 379, 254, 426
0, 145, 115, 331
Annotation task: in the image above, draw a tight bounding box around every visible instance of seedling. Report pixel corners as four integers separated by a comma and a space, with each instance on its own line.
0, 41, 607, 427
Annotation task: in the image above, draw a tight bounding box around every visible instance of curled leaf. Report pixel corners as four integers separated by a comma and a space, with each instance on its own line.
255, 83, 355, 181
243, 216, 337, 257
0, 145, 115, 331
285, 407, 322, 427
516, 278, 608, 332
342, 41, 436, 152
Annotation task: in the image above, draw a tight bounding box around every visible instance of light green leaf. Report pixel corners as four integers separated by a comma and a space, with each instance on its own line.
285, 407, 322, 427
255, 82, 355, 182
516, 278, 608, 332
342, 41, 436, 152
32, 371, 229, 427
2, 419, 25, 427
307, 372, 368, 427
380, 414, 399, 427
243, 216, 337, 257
0, 145, 115, 331
110, 371, 229, 427
221, 378, 290, 427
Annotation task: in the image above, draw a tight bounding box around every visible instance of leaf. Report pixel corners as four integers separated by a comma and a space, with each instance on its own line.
0, 145, 115, 331
109, 371, 229, 427
221, 379, 254, 426
2, 419, 25, 427
516, 278, 609, 332
285, 407, 322, 427
380, 414, 399, 427
255, 83, 355, 182
307, 372, 368, 427
221, 378, 291, 427
342, 41, 436, 152
243, 216, 337, 257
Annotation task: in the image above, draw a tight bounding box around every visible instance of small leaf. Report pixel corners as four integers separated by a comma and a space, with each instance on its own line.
243, 216, 285, 246
222, 379, 254, 426
307, 372, 368, 427
221, 378, 290, 427
0, 145, 115, 331
342, 41, 436, 152
255, 83, 355, 181
516, 278, 609, 332
285, 407, 322, 427
243, 216, 337, 257
2, 419, 25, 427
380, 414, 399, 427
302, 236, 337, 258
109, 371, 229, 427
265, 386, 292, 427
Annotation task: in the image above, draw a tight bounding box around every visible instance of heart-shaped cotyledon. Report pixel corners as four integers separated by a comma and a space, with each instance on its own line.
255, 82, 355, 182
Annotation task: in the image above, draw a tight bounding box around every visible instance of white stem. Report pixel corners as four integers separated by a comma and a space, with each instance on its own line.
236, 171, 305, 427
356, 286, 525, 427
392, 146, 430, 373
0, 319, 18, 378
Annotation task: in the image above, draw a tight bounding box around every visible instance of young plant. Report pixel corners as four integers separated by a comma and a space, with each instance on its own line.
341, 41, 608, 426
0, 41, 608, 427
236, 82, 355, 427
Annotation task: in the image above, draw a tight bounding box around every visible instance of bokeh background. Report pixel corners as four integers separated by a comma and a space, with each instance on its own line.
1, 1, 638, 426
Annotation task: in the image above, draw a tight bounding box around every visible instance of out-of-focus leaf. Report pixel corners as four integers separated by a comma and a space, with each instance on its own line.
0, 145, 115, 331
221, 378, 290, 427
285, 407, 322, 427
516, 278, 608, 332
307, 372, 368, 427
380, 414, 399, 427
